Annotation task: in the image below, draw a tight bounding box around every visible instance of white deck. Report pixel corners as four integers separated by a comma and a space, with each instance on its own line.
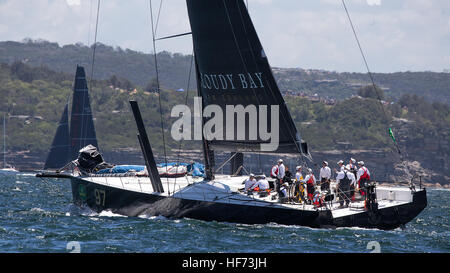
73, 174, 416, 217
78, 174, 201, 196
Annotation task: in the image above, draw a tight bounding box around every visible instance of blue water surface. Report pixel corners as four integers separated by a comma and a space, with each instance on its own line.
0, 173, 448, 253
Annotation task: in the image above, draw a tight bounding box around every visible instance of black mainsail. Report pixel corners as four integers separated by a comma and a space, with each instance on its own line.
44, 101, 71, 169
187, 0, 310, 158
69, 65, 98, 160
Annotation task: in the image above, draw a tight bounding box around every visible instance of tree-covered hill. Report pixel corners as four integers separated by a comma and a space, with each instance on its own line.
275, 68, 450, 104
0, 61, 448, 163
0, 39, 193, 92
1, 39, 449, 104
0, 61, 201, 156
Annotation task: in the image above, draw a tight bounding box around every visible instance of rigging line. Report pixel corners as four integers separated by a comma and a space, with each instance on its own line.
155, 32, 192, 41
87, 0, 94, 46
149, 0, 169, 189
64, 94, 71, 161
154, 0, 163, 37
341, 0, 401, 156
236, 0, 304, 158
83, 0, 100, 148
173, 50, 195, 191
221, 0, 273, 164
234, 0, 308, 161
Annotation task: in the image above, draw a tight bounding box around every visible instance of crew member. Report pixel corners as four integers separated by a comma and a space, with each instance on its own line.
294, 166, 305, 203
283, 165, 293, 184
255, 174, 270, 191
271, 164, 278, 179
345, 158, 357, 201
319, 161, 332, 191
295, 166, 303, 182
356, 161, 371, 197
276, 159, 285, 193
312, 190, 325, 208
279, 182, 289, 198
303, 168, 316, 203
336, 167, 356, 207
347, 158, 358, 178
244, 173, 257, 192
335, 160, 345, 174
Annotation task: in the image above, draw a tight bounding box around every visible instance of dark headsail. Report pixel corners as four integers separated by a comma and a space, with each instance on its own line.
44, 101, 71, 169
69, 65, 98, 160
186, 0, 310, 158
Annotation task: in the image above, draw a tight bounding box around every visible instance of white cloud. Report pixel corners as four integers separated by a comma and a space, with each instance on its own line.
66, 0, 81, 7
0, 0, 448, 73
367, 0, 381, 6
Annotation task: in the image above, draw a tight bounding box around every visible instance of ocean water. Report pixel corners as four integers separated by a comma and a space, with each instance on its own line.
0, 173, 448, 253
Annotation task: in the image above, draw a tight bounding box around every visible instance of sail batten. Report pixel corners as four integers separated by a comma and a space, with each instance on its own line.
186, 0, 309, 157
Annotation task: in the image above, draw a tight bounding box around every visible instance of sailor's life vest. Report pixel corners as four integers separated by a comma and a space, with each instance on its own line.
359, 167, 371, 181
358, 167, 370, 196
313, 192, 323, 207
306, 176, 315, 200
306, 176, 315, 186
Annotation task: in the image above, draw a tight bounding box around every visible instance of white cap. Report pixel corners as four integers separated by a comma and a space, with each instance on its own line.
307, 168, 313, 173
261, 174, 266, 178
358, 161, 365, 166
337, 160, 344, 165
278, 159, 283, 163
296, 166, 302, 170
350, 158, 356, 164
250, 173, 255, 177
323, 161, 328, 166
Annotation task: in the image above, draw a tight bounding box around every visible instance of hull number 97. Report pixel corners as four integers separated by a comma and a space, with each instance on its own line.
94, 189, 106, 206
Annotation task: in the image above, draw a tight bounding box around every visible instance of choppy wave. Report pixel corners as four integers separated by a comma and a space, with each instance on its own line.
0, 175, 448, 253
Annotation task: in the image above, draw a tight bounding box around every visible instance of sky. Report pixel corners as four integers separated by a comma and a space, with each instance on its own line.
0, 0, 449, 73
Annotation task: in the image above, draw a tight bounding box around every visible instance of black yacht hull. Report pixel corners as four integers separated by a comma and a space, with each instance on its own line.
69, 176, 427, 230
69, 176, 165, 217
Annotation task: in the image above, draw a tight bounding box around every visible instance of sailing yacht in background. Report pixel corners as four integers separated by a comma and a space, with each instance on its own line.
0, 115, 18, 174
44, 65, 98, 170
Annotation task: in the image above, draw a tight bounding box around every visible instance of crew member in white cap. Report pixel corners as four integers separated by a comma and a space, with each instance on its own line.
295, 166, 303, 182
294, 166, 305, 203
346, 158, 358, 177
319, 161, 332, 191
346, 158, 358, 199
276, 159, 285, 193
335, 160, 345, 174
244, 173, 257, 192
255, 174, 270, 191
336, 166, 356, 207
356, 161, 371, 197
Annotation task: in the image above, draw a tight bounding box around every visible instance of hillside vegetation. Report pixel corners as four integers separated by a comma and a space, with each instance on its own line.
1, 40, 450, 104
0, 61, 448, 165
